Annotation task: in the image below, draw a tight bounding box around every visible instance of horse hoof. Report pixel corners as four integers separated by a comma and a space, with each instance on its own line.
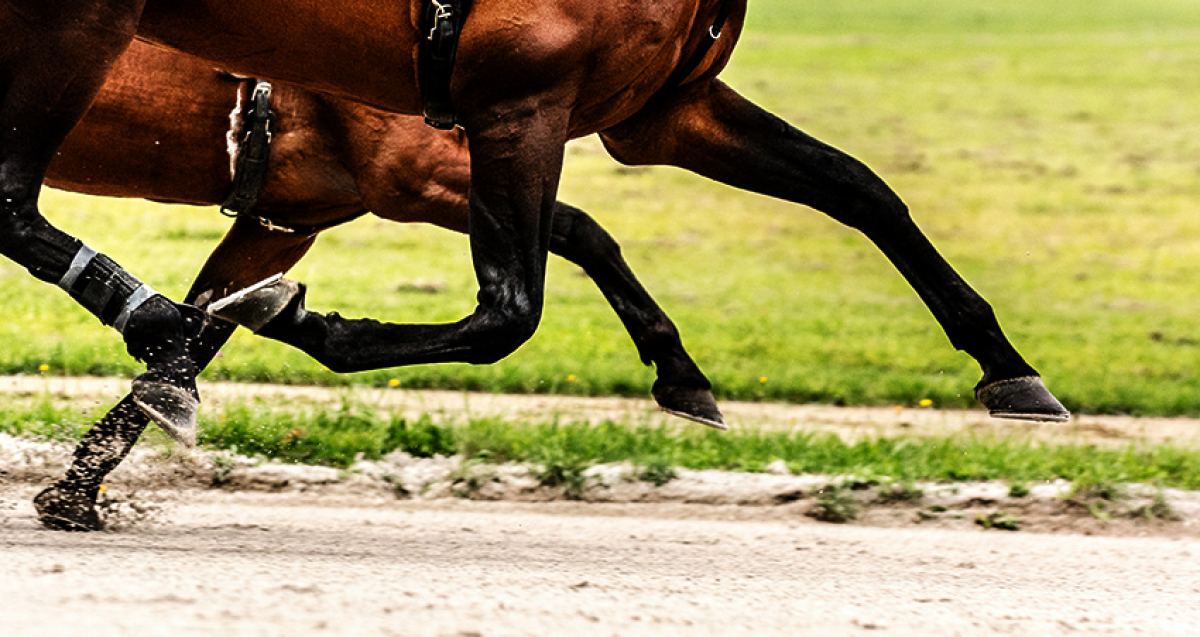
653, 385, 728, 430
132, 377, 199, 446
34, 486, 104, 532
976, 376, 1070, 422
208, 274, 301, 332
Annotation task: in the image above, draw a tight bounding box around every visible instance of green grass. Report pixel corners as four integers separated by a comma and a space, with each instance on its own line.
2, 0, 1198, 415
6, 399, 1200, 489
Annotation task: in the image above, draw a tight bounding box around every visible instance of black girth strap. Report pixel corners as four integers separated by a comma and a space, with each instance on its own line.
419, 0, 473, 130
221, 79, 274, 218
664, 0, 740, 89
220, 79, 365, 237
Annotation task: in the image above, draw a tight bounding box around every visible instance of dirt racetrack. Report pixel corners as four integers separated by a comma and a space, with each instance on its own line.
0, 487, 1198, 636
3, 377, 1200, 635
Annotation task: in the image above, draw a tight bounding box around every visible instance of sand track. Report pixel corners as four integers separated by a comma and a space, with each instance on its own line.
4, 377, 1200, 634
1, 488, 1199, 636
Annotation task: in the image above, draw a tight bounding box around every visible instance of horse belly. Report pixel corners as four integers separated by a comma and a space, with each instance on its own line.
138, 0, 423, 114
46, 44, 235, 205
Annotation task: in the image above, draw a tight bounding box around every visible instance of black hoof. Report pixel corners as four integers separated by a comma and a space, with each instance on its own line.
208, 274, 302, 332
34, 486, 104, 532
132, 376, 199, 446
653, 384, 728, 430
976, 376, 1070, 422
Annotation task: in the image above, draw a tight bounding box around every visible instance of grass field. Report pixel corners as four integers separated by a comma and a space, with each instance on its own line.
6, 398, 1200, 490
1, 0, 1198, 416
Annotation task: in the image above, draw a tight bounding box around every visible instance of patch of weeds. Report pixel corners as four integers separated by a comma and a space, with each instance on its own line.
380, 473, 411, 499
1085, 501, 1113, 521
916, 504, 948, 522
384, 415, 456, 458
975, 511, 1022, 531
806, 483, 859, 523
449, 459, 499, 498
876, 479, 924, 504
1064, 476, 1127, 520
537, 458, 593, 500
210, 455, 236, 487
1130, 489, 1181, 522
1066, 477, 1127, 503
636, 459, 678, 487
841, 475, 883, 491
1007, 482, 1031, 498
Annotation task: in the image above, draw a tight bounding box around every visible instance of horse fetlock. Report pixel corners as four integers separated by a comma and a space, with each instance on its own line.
122, 295, 201, 362
123, 295, 203, 445
208, 274, 306, 333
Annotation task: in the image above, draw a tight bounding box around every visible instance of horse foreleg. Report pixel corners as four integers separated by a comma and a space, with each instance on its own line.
36, 218, 317, 530
600, 80, 1068, 422
0, 2, 206, 444
548, 202, 723, 427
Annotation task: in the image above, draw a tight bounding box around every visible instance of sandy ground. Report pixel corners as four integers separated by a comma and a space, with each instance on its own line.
4, 377, 1200, 635
1, 487, 1199, 636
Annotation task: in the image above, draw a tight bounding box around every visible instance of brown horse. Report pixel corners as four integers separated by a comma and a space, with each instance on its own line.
2, 1, 1068, 530
35, 41, 714, 529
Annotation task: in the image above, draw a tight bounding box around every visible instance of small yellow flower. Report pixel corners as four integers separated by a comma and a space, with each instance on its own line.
919, 399, 934, 408
894, 405, 904, 413
567, 374, 577, 382
759, 376, 768, 384
98, 484, 108, 495
38, 364, 49, 372
388, 378, 400, 387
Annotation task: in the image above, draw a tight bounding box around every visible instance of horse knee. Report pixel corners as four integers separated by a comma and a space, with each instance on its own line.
0, 198, 58, 264
0, 210, 35, 253
466, 307, 541, 365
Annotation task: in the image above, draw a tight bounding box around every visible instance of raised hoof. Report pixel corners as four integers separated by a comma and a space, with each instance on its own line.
653, 385, 728, 430
132, 377, 199, 446
208, 274, 300, 332
976, 376, 1070, 423
34, 486, 104, 532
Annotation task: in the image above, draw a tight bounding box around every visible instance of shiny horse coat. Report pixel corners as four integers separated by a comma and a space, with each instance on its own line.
1, 0, 1067, 529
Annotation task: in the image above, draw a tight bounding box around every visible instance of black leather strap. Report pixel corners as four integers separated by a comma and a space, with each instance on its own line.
419, 0, 473, 130
218, 80, 365, 237
221, 80, 274, 217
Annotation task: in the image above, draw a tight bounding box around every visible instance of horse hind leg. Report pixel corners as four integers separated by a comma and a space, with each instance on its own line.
601, 80, 1068, 422
0, 2, 204, 442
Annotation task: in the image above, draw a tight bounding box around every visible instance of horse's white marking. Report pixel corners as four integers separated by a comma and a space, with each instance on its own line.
226, 84, 246, 179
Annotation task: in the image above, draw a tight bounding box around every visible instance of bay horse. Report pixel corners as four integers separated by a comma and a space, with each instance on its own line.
2, 1, 1068, 530
36, 41, 715, 529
